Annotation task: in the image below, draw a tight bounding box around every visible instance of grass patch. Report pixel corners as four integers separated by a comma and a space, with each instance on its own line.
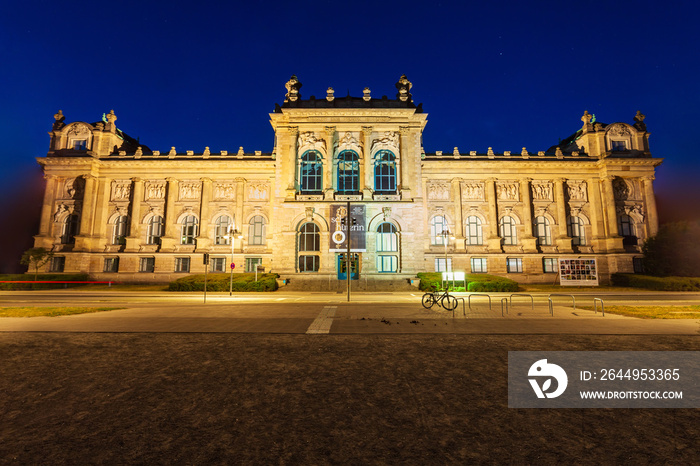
0, 307, 123, 317
417, 272, 520, 292
168, 273, 280, 292
581, 305, 700, 319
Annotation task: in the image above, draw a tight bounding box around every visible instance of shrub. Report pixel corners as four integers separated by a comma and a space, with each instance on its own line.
642, 221, 700, 277
168, 273, 280, 292
0, 274, 91, 290
416, 272, 519, 292
612, 273, 700, 291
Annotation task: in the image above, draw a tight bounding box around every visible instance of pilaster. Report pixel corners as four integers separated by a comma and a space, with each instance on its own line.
324, 126, 335, 199
125, 177, 144, 252
159, 177, 179, 250
485, 178, 501, 251
602, 175, 624, 251
74, 174, 97, 251
519, 177, 537, 252
554, 178, 572, 252
362, 126, 373, 196
196, 177, 213, 249
451, 178, 464, 249
642, 175, 659, 237
399, 126, 412, 194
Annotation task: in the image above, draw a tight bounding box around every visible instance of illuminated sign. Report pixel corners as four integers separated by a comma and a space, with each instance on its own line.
559, 259, 598, 286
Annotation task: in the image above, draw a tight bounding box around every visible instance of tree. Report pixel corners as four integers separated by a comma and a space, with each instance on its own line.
642, 221, 700, 277
20, 247, 54, 280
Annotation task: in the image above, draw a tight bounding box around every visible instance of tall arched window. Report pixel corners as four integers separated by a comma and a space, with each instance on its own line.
111, 215, 129, 245
337, 151, 359, 193
533, 216, 552, 246
376, 222, 398, 273
618, 214, 637, 245
61, 214, 80, 244
430, 215, 448, 245
300, 151, 323, 193
215, 215, 232, 245
298, 222, 320, 272
249, 215, 266, 245
499, 216, 517, 245
567, 216, 586, 246
374, 151, 396, 193
181, 215, 198, 245
465, 216, 483, 245
147, 216, 164, 245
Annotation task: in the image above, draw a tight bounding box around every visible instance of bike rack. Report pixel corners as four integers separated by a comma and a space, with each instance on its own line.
547, 298, 555, 316
455, 297, 467, 317
500, 298, 509, 317
593, 298, 605, 316
509, 293, 534, 311
467, 293, 492, 312
548, 293, 576, 310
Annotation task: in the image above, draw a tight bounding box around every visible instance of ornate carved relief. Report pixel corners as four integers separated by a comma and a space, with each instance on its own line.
608, 123, 632, 137
247, 182, 269, 200
66, 122, 91, 137
53, 203, 74, 221
335, 132, 361, 154
461, 182, 484, 201
496, 182, 519, 201
613, 178, 631, 200
567, 181, 587, 201
531, 182, 552, 201
298, 132, 326, 154
179, 181, 202, 201
111, 181, 132, 201
427, 181, 450, 200
214, 182, 235, 200
371, 131, 399, 154
145, 182, 166, 200
63, 178, 78, 199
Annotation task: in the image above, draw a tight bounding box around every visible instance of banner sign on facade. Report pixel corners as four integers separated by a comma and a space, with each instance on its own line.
329, 204, 366, 252
559, 258, 598, 286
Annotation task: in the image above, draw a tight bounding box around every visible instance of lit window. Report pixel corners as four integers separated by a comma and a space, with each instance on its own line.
61, 214, 80, 245
147, 216, 164, 245
499, 216, 517, 245
215, 216, 232, 245
210, 257, 226, 272
139, 257, 155, 273
249, 216, 266, 245
73, 140, 87, 150
543, 258, 557, 273
299, 255, 319, 272
435, 258, 452, 272
298, 222, 320, 273
112, 215, 129, 245
506, 258, 523, 273
103, 257, 119, 273
618, 214, 637, 246
430, 215, 448, 245
377, 223, 398, 252
300, 151, 323, 193
374, 151, 396, 193
534, 216, 552, 246
567, 216, 586, 246
181, 215, 198, 245
175, 257, 190, 273
337, 151, 359, 193
246, 258, 263, 272
470, 258, 487, 273
465, 216, 483, 245
50, 256, 65, 272
377, 256, 398, 273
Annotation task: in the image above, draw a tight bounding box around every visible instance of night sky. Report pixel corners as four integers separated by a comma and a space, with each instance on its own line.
1, 1, 698, 271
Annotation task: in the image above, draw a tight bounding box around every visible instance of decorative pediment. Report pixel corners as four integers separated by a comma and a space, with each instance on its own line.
607, 123, 632, 137
335, 132, 361, 155
65, 122, 92, 137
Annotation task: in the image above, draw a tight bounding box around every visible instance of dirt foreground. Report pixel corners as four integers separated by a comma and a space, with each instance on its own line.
0, 333, 698, 464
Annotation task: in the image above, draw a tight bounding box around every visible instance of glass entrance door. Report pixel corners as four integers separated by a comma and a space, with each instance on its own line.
337, 253, 359, 280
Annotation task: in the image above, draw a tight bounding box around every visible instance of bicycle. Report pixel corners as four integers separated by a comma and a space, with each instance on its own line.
422, 288, 458, 311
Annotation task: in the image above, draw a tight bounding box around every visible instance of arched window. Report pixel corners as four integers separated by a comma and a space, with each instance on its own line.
533, 216, 552, 246
337, 151, 359, 193
215, 216, 232, 245
618, 214, 637, 245
298, 222, 320, 272
249, 215, 266, 245
300, 151, 323, 193
180, 215, 198, 245
430, 215, 448, 245
465, 216, 483, 245
374, 151, 396, 193
61, 214, 80, 244
499, 216, 517, 245
567, 216, 586, 246
376, 222, 398, 273
111, 215, 129, 245
147, 216, 163, 245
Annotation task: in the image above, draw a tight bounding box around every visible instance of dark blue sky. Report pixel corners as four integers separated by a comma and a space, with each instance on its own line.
1, 0, 699, 214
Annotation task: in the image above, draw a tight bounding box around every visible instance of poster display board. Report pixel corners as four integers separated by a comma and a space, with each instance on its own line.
329, 204, 366, 252
559, 258, 599, 286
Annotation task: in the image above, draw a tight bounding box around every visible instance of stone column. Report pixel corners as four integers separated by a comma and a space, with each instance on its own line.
286, 126, 298, 199
587, 178, 604, 244
485, 178, 502, 251
324, 126, 335, 199
602, 175, 624, 251
235, 177, 245, 252
642, 175, 659, 237
196, 178, 213, 249
37, 175, 57, 238
519, 178, 537, 252
125, 177, 144, 252
159, 177, 179, 250
399, 126, 411, 193
93, 177, 111, 250
554, 178, 572, 252
451, 178, 464, 249
362, 126, 373, 196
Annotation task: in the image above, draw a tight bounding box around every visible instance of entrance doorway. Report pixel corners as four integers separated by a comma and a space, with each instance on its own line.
337, 253, 359, 280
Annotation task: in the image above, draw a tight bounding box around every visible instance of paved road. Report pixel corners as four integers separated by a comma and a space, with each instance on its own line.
1, 290, 699, 335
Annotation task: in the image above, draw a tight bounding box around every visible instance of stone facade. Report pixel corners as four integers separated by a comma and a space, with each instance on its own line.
34, 77, 661, 284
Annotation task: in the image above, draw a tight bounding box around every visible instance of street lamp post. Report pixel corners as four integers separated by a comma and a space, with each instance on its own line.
440, 229, 456, 290
226, 226, 243, 296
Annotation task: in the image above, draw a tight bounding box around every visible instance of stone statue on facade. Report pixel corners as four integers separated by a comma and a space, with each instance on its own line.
284, 75, 302, 102
395, 74, 412, 102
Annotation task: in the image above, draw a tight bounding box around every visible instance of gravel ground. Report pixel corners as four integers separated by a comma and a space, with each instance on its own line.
0, 333, 698, 464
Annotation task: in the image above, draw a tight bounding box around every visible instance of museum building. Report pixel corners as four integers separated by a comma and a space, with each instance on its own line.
33, 75, 661, 285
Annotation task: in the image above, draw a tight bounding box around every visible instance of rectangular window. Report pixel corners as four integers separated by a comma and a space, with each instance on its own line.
377, 255, 397, 273
175, 257, 190, 273
435, 258, 452, 272
299, 255, 319, 272
210, 257, 226, 272
543, 258, 557, 273
49, 256, 65, 272
506, 258, 523, 273
73, 139, 87, 150
103, 257, 119, 273
633, 257, 645, 274
612, 140, 627, 151
246, 257, 262, 272
139, 257, 155, 273
470, 258, 487, 273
